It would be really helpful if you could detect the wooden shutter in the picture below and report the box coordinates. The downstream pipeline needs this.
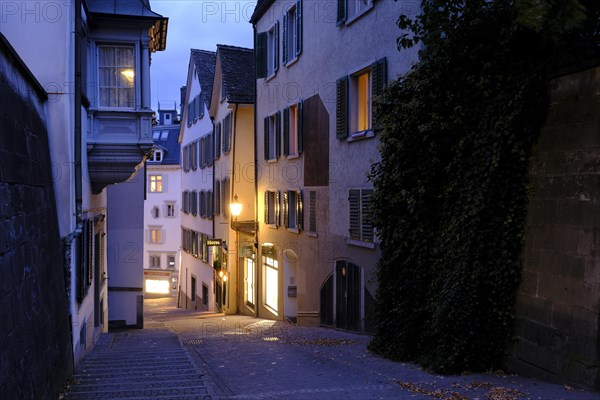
[282,13,288,64]
[348,189,361,240]
[297,100,304,154]
[275,111,281,159]
[297,189,304,231]
[264,117,269,160]
[336,76,349,139]
[256,32,268,78]
[199,137,205,168]
[371,57,387,130]
[336,0,346,25]
[198,94,204,119]
[361,189,374,242]
[275,191,281,227]
[309,190,316,232]
[296,0,302,56]
[283,107,290,156]
[264,191,270,224]
[274,20,280,72]
[283,190,289,228]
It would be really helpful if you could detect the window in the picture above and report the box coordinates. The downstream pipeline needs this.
[182,191,189,214]
[149,227,164,244]
[264,112,281,161]
[309,190,317,233]
[336,58,387,139]
[337,0,373,25]
[191,141,198,170]
[263,246,278,313]
[214,122,222,160]
[191,190,198,216]
[283,101,303,156]
[348,189,374,243]
[167,254,176,269]
[200,190,207,218]
[149,175,163,193]
[206,190,214,219]
[222,113,232,154]
[149,254,161,268]
[257,21,279,78]
[187,94,204,126]
[149,149,163,163]
[215,181,221,215]
[98,45,135,108]
[222,177,231,218]
[183,145,190,172]
[202,283,209,306]
[264,190,281,226]
[283,1,302,65]
[246,258,255,306]
[151,206,160,219]
[191,275,197,302]
[166,203,176,218]
[283,190,303,231]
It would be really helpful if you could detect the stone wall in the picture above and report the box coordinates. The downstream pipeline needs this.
[0,35,73,398]
[510,63,600,389]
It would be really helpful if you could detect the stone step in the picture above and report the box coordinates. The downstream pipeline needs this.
[66,379,206,393]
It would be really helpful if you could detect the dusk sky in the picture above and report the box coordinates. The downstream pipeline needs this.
[150,0,256,112]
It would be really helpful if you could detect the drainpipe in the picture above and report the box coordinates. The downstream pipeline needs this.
[74,0,82,227]
[231,103,239,314]
[252,24,259,318]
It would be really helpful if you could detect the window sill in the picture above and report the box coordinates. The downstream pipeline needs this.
[265,72,277,82]
[307,232,318,238]
[285,56,299,68]
[346,238,375,249]
[345,3,374,26]
[286,153,300,160]
[267,158,278,163]
[286,227,300,234]
[347,129,374,143]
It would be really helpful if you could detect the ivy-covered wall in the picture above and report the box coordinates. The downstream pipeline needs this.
[509,63,600,389]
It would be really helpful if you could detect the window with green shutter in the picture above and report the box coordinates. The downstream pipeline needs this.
[283,0,302,65]
[348,188,374,243]
[336,76,349,139]
[264,112,281,160]
[264,190,281,226]
[283,101,303,156]
[256,32,268,79]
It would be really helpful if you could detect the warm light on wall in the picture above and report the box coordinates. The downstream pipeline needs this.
[146,279,170,294]
[120,69,135,82]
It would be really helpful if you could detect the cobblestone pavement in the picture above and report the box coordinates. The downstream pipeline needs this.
[62,297,599,400]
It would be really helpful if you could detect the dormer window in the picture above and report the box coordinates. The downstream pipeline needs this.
[149,149,163,163]
[98,45,136,108]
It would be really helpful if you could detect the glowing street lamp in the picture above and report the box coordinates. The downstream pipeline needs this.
[230,194,242,220]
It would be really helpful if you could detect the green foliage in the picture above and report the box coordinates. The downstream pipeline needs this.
[369,0,599,373]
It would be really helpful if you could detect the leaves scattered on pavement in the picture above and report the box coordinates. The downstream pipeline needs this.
[396,380,526,400]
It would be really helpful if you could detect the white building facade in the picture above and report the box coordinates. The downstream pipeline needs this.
[144,109,182,297]
[179,49,218,311]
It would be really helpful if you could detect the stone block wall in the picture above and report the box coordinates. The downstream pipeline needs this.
[0,35,73,398]
[510,64,600,389]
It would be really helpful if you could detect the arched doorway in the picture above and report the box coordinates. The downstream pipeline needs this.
[319,260,365,333]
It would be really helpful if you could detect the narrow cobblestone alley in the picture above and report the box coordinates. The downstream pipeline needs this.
[61,298,600,400]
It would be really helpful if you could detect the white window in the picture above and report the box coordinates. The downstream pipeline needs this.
[166,203,176,218]
[348,189,374,243]
[263,249,278,313]
[336,58,387,139]
[266,22,279,77]
[283,1,302,64]
[337,0,373,25]
[149,175,163,193]
[246,258,255,306]
[149,227,164,244]
[149,254,161,268]
[283,102,303,156]
[149,149,163,163]
[167,254,176,269]
[264,112,281,161]
[98,45,135,108]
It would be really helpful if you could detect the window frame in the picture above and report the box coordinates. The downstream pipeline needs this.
[149,174,163,193]
[283,0,302,66]
[264,190,281,227]
[283,101,303,157]
[97,44,137,109]
[264,112,281,161]
[149,254,161,268]
[347,188,375,247]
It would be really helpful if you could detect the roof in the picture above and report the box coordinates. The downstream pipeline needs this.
[249,0,274,24]
[151,125,181,165]
[86,0,168,52]
[190,49,217,107]
[217,44,255,104]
